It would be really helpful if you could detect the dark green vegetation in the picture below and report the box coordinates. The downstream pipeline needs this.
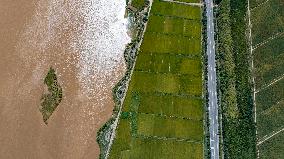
[216,0,256,158]
[249,0,267,9]
[131,0,147,10]
[108,0,204,158]
[250,0,284,158]
[40,67,63,124]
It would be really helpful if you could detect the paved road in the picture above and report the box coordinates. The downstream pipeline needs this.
[204,0,219,159]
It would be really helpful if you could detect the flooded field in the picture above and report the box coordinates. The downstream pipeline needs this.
[0,0,130,158]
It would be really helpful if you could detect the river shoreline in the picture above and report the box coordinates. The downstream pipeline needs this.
[0,0,130,158]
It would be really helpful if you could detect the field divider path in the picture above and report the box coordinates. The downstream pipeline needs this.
[138,112,203,121]
[152,13,200,20]
[257,127,284,146]
[146,31,201,39]
[136,134,203,143]
[161,0,204,6]
[252,32,284,51]
[250,0,271,11]
[248,0,257,128]
[248,1,259,158]
[255,73,284,93]
[205,0,219,158]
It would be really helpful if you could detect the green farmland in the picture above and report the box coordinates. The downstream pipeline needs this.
[131,0,147,10]
[250,0,284,158]
[250,0,284,45]
[108,0,204,158]
[253,34,284,89]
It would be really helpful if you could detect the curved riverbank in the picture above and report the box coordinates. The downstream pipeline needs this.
[0,0,130,158]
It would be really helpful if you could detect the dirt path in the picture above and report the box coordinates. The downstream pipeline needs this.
[0,0,130,159]
[257,127,284,145]
[256,73,284,93]
[247,1,260,158]
[252,32,284,50]
[161,0,204,6]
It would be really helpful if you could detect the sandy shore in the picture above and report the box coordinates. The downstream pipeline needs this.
[0,0,130,158]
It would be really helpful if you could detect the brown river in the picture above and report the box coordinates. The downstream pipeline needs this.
[0,0,130,158]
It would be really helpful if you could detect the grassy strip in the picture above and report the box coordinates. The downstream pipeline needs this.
[216,0,256,158]
[40,67,63,124]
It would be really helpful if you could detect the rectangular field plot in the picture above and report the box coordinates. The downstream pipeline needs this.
[253,34,284,89]
[257,100,284,139]
[151,0,201,19]
[256,78,284,113]
[135,53,202,75]
[251,0,284,45]
[122,91,203,119]
[121,138,203,159]
[137,113,203,141]
[140,32,201,55]
[138,93,203,120]
[258,132,284,159]
[130,71,202,95]
[146,15,201,38]
[109,119,132,159]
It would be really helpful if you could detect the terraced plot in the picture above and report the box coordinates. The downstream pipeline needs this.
[108,1,204,158]
[250,0,284,158]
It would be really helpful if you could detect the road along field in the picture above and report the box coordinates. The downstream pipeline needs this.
[250,0,284,158]
[108,0,205,158]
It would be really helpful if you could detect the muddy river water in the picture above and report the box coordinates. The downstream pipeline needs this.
[0,0,130,158]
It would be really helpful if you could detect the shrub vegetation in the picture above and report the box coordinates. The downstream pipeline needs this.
[216,0,256,158]
[40,67,63,124]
